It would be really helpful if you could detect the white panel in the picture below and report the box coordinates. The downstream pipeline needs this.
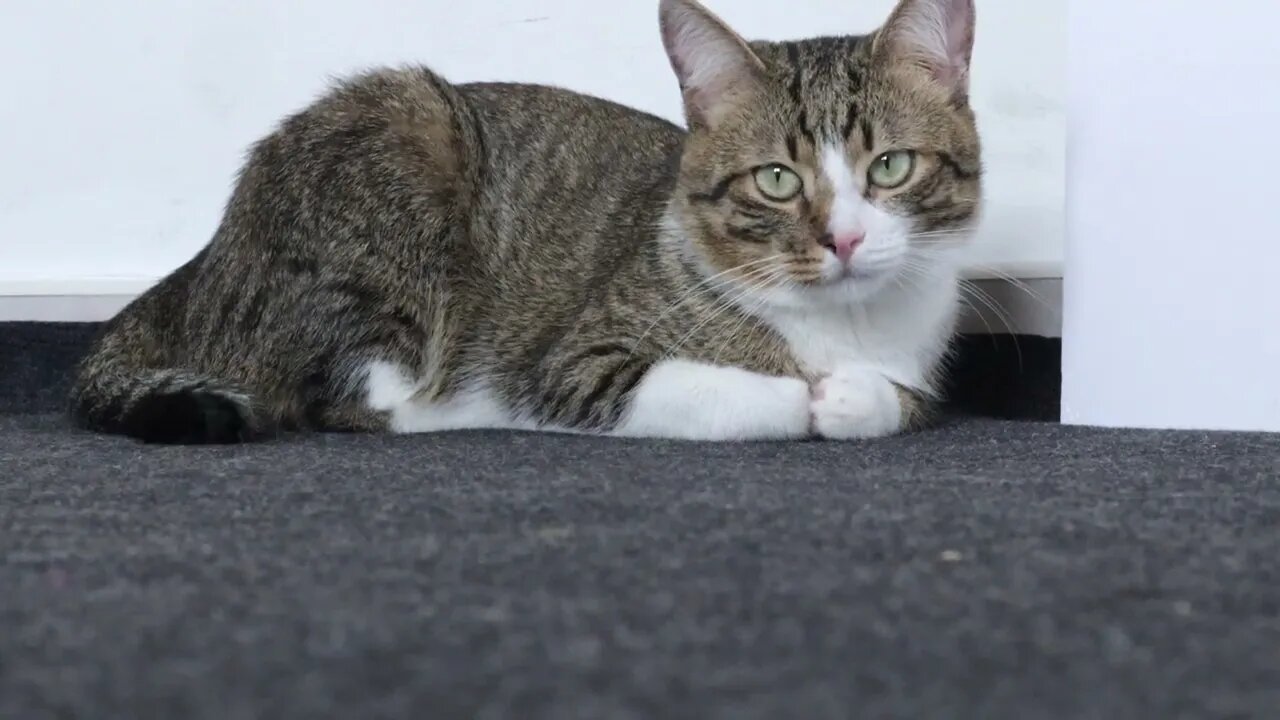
[1063,0,1280,432]
[0,0,1062,289]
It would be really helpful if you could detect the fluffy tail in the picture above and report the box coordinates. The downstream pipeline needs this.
[70,366,264,444]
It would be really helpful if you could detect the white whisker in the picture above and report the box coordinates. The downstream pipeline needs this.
[663,265,788,362]
[710,274,787,365]
[910,246,1055,312]
[957,279,1024,370]
[965,264,1053,308]
[624,254,785,364]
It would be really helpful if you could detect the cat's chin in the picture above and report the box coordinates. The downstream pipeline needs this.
[815,261,900,298]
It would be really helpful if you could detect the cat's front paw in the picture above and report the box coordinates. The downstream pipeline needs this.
[810,364,903,440]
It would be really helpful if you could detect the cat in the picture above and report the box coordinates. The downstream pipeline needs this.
[70,0,981,444]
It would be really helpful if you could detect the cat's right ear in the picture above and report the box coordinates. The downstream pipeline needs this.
[659,0,766,131]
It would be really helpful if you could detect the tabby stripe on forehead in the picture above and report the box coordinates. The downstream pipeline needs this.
[786,44,804,101]
[860,119,876,153]
[785,44,817,147]
[840,66,865,141]
[841,106,858,142]
[797,110,816,148]
[786,135,798,162]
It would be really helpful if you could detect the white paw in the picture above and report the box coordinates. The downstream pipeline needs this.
[810,364,903,440]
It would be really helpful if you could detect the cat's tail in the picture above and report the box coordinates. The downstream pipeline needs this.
[68,262,269,445]
[70,363,265,444]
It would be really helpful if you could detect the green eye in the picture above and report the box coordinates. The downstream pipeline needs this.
[868,150,916,189]
[753,164,803,201]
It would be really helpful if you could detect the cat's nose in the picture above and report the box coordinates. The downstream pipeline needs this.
[818,232,864,264]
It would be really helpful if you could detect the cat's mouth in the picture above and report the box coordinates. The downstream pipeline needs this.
[840,266,882,282]
[817,261,889,286]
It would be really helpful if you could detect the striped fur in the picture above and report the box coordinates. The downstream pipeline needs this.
[71,0,980,443]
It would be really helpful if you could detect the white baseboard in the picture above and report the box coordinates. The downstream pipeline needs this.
[0,278,150,323]
[0,273,1063,337]
[956,277,1062,338]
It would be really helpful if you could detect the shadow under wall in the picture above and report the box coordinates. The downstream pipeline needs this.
[0,323,1061,422]
[943,334,1061,422]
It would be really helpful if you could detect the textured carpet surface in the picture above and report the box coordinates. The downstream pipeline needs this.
[3,412,1280,719]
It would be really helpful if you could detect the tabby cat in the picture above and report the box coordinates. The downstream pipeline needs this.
[71,0,981,443]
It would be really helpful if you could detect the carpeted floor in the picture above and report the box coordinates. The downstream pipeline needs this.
[2,323,1279,719]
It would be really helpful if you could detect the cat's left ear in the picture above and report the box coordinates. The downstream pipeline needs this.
[874,0,976,101]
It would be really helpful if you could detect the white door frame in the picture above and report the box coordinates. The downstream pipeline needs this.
[1062,0,1280,433]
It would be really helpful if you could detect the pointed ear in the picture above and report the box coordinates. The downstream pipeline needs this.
[659,0,766,130]
[874,0,976,100]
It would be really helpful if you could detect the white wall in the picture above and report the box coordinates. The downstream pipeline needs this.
[1063,0,1280,432]
[0,0,1063,294]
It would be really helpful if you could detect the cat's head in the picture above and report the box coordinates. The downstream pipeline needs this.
[662,0,981,306]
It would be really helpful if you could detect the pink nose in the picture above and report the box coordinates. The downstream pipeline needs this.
[820,232,864,263]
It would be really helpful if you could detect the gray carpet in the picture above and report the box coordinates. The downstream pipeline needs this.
[3,324,1280,718]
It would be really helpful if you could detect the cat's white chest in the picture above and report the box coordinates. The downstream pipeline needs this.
[756,279,960,392]
[763,305,880,375]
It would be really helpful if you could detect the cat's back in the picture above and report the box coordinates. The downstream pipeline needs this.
[458,82,686,214]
